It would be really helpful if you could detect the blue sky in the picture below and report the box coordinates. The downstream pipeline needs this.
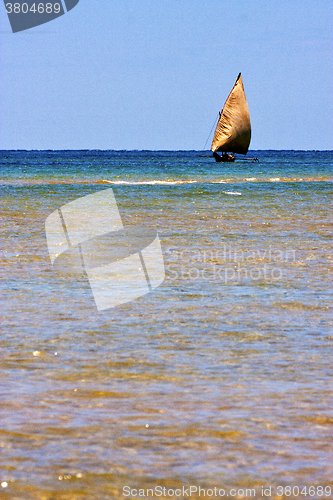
[0,0,332,150]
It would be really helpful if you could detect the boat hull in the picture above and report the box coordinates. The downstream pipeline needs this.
[213,152,235,163]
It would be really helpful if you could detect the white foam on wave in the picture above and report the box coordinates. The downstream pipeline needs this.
[222,191,242,196]
[100,176,332,186]
[104,179,235,186]
[103,179,198,185]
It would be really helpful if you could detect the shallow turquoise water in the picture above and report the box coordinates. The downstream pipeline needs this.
[0,150,332,499]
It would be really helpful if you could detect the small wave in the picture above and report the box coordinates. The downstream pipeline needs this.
[103,179,198,185]
[222,191,242,195]
[1,176,332,186]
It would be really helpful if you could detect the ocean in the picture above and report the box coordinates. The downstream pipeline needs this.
[1,150,332,499]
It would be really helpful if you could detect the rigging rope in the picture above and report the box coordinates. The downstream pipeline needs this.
[202,114,219,151]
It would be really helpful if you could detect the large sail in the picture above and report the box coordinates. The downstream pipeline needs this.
[211,73,251,155]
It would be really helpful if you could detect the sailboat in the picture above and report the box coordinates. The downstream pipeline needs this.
[211,73,251,162]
